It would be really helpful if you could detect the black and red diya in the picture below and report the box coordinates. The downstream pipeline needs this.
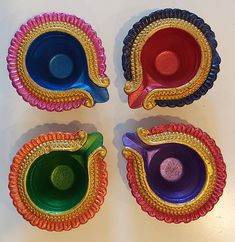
[122,9,221,109]
[122,123,226,223]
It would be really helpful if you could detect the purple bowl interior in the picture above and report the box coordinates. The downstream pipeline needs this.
[123,133,206,204]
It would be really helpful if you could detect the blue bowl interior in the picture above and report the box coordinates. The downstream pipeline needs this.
[25,31,89,91]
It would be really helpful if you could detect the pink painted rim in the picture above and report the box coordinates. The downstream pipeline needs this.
[7,12,108,112]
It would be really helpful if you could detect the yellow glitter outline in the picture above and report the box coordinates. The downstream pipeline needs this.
[17,22,110,106]
[122,128,216,215]
[124,18,212,110]
[17,131,107,221]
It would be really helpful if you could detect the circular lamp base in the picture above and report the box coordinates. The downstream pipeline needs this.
[7,13,110,111]
[9,131,108,231]
[123,8,221,109]
[122,123,226,223]
[160,157,183,182]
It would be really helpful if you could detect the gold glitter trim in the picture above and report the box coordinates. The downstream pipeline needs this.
[124,18,212,110]
[17,22,110,105]
[18,132,107,221]
[122,129,216,215]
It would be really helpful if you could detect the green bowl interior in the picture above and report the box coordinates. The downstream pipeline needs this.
[26,151,88,213]
[25,132,103,214]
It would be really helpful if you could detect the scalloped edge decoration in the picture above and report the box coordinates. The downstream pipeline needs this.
[122,8,221,109]
[9,131,108,231]
[122,123,226,223]
[7,12,110,112]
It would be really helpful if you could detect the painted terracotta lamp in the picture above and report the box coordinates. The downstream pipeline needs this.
[9,130,108,231]
[122,9,221,109]
[7,13,110,111]
[122,123,226,223]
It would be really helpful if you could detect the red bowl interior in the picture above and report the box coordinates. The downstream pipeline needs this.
[141,27,202,89]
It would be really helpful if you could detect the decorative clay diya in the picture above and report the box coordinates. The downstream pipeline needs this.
[7,13,110,111]
[9,130,108,231]
[122,9,221,109]
[122,123,226,223]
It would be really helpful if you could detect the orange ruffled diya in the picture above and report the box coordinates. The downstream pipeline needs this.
[9,131,108,231]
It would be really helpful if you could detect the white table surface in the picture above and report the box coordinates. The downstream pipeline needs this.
[0,0,234,241]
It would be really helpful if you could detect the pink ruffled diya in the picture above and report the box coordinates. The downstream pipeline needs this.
[7,13,109,111]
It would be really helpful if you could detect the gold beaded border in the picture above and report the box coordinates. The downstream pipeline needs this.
[124,18,212,110]
[122,129,216,215]
[17,22,109,105]
[17,131,107,221]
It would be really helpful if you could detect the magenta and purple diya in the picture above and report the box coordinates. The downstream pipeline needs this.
[122,9,221,109]
[9,130,108,231]
[7,13,110,111]
[122,123,226,223]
